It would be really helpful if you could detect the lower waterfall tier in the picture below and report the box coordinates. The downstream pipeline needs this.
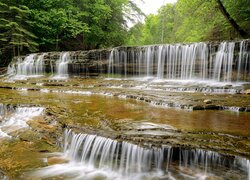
[32,129,250,180]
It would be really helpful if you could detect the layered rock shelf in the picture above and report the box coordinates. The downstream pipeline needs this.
[8,39,250,81]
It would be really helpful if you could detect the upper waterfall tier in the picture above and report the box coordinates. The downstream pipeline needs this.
[7,39,250,82]
[108,40,249,81]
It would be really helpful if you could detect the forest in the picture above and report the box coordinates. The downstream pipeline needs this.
[0,0,249,66]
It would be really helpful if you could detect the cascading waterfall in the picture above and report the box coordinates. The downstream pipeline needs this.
[108,40,249,82]
[0,106,44,138]
[7,53,46,78]
[0,104,15,118]
[53,52,71,79]
[237,40,249,81]
[5,40,249,82]
[213,42,235,81]
[7,52,71,79]
[33,129,250,179]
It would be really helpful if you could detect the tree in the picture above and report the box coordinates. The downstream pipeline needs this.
[127,3,175,45]
[216,0,249,38]
[0,2,38,57]
[127,0,250,45]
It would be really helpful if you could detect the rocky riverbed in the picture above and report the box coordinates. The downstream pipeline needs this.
[0,76,249,178]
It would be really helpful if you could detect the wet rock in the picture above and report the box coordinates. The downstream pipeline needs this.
[224,85,232,89]
[204,105,220,110]
[193,105,205,110]
[139,97,144,100]
[0,169,7,180]
[47,157,69,165]
[238,107,246,112]
[204,99,212,104]
[243,89,250,94]
[245,107,250,112]
[145,99,151,103]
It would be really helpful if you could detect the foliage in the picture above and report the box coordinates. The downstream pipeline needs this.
[0,0,143,66]
[127,0,250,46]
[0,0,249,66]
[0,2,38,58]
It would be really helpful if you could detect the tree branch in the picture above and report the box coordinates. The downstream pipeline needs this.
[216,0,248,38]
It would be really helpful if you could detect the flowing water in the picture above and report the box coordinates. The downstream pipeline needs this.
[0,85,249,179]
[7,51,71,80]
[53,52,71,79]
[7,53,46,80]
[32,129,250,180]
[5,40,249,83]
[1,39,250,179]
[108,40,249,82]
[0,105,44,138]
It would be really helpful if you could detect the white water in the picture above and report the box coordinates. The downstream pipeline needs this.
[33,129,250,180]
[108,40,249,82]
[0,106,44,138]
[6,52,71,80]
[52,52,70,79]
[7,53,46,80]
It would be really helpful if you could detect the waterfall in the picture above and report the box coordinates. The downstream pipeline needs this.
[237,40,249,81]
[212,42,235,82]
[16,54,46,76]
[0,106,44,138]
[53,52,71,79]
[0,104,15,118]
[107,40,249,82]
[5,40,249,82]
[33,129,250,179]
[7,53,46,79]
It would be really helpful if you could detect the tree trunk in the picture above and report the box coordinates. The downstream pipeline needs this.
[13,46,15,57]
[17,45,20,56]
[216,0,248,38]
[56,34,59,51]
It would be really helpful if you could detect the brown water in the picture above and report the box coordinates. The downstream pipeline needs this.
[1,88,249,136]
[0,85,250,179]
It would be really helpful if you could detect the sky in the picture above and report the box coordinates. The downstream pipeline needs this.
[127,0,177,27]
[136,0,177,15]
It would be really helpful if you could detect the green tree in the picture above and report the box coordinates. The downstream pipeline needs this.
[0,2,38,57]
[127,3,175,45]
